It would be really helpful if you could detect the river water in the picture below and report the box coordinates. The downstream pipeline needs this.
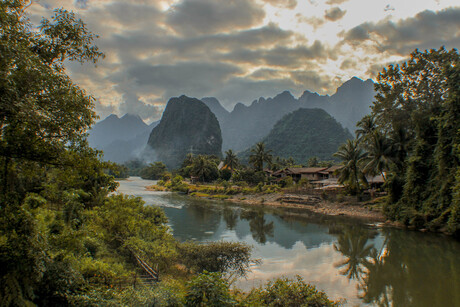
[116,177,460,306]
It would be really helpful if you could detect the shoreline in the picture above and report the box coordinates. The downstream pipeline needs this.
[146,184,386,222]
[224,193,386,222]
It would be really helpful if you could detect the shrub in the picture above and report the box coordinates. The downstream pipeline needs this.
[185,271,236,307]
[279,177,293,188]
[244,276,341,307]
[178,241,254,278]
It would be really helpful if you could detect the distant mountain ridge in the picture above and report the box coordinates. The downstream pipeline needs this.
[88,114,158,163]
[202,77,374,152]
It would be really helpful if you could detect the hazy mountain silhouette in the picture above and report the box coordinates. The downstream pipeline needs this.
[204,77,374,152]
[147,95,222,169]
[88,114,158,163]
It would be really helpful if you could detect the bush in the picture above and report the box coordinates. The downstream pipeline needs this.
[238,169,266,185]
[178,241,254,278]
[244,276,341,307]
[139,162,168,180]
[279,176,293,188]
[185,271,235,307]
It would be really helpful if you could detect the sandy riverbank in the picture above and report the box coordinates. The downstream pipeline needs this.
[146,183,386,222]
[224,192,386,222]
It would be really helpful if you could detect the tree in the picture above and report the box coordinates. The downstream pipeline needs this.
[224,149,239,171]
[307,156,319,167]
[334,139,367,194]
[355,115,376,141]
[0,2,104,196]
[139,162,168,180]
[370,47,460,233]
[249,142,272,172]
[361,131,393,180]
[191,155,219,182]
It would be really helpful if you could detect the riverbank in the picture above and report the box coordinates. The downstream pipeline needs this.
[146,182,386,222]
[226,193,386,222]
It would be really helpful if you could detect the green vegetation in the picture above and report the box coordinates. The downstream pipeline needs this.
[249,142,273,171]
[335,47,460,236]
[0,3,340,305]
[140,162,168,180]
[245,276,340,306]
[241,108,352,164]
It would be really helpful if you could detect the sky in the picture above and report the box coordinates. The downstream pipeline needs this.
[28,0,460,122]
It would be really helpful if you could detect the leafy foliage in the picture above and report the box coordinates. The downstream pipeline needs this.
[139,162,168,180]
[185,271,236,307]
[244,276,340,307]
[178,241,255,278]
[249,142,273,171]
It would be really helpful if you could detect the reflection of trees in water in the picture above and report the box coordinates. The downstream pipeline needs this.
[333,225,375,282]
[333,226,460,307]
[241,209,274,244]
[360,230,460,307]
[223,207,239,230]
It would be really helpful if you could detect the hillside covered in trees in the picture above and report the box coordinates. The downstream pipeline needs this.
[239,108,352,164]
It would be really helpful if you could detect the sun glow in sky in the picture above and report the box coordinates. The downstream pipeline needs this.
[29,0,460,122]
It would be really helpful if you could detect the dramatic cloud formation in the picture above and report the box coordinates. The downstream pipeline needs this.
[340,7,460,55]
[325,7,346,21]
[166,0,265,36]
[28,0,460,121]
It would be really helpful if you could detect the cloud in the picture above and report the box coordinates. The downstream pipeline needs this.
[325,7,346,21]
[118,93,162,121]
[220,40,335,67]
[117,61,242,102]
[166,0,265,36]
[297,14,325,30]
[262,0,297,9]
[325,0,349,5]
[340,8,460,55]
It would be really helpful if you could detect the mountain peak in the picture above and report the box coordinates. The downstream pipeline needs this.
[274,90,295,100]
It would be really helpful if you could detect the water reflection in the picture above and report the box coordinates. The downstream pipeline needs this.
[223,207,239,230]
[116,178,460,306]
[333,225,376,282]
[241,209,274,244]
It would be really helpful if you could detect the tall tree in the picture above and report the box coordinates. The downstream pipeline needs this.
[361,131,393,180]
[249,142,272,172]
[334,139,367,194]
[224,149,239,171]
[370,47,460,234]
[355,115,377,141]
[0,1,104,198]
[192,155,219,182]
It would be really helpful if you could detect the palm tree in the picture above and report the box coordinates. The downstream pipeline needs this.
[249,142,272,172]
[224,149,239,171]
[356,114,376,141]
[362,131,393,181]
[192,155,217,182]
[334,139,367,194]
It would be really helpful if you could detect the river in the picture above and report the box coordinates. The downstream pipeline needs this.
[116,177,460,306]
